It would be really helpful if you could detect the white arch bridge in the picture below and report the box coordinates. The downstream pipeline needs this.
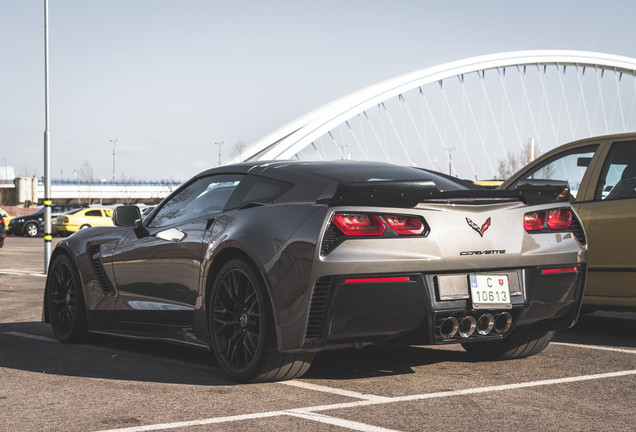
[231,50,636,180]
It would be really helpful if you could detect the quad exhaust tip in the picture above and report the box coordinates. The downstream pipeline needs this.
[458,316,477,338]
[476,313,495,335]
[494,312,512,334]
[438,317,459,339]
[438,312,512,339]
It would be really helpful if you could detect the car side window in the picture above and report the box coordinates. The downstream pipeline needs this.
[85,210,102,217]
[594,141,636,201]
[510,145,598,199]
[225,175,293,210]
[149,174,243,228]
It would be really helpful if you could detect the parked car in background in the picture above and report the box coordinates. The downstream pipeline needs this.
[53,207,114,236]
[501,132,636,311]
[8,204,82,237]
[0,207,13,228]
[0,212,5,247]
[44,161,587,383]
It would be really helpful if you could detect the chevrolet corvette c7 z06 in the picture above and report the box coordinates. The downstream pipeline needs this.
[44,161,587,382]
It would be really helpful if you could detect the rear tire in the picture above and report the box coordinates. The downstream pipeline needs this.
[209,258,313,382]
[25,222,39,237]
[462,328,554,360]
[79,224,91,230]
[46,254,89,343]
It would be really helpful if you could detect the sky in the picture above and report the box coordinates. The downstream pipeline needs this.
[1,0,636,181]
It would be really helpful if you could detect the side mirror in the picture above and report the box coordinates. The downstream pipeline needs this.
[113,206,141,227]
[113,205,150,238]
[577,157,592,167]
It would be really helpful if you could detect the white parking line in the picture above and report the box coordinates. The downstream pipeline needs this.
[284,411,400,432]
[552,341,636,354]
[93,369,636,432]
[281,380,390,401]
[0,269,46,277]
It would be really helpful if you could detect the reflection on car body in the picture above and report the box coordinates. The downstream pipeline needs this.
[44,161,587,382]
[502,132,636,310]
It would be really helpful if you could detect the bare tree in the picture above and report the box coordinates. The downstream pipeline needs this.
[497,140,539,180]
[231,141,246,161]
[79,160,95,204]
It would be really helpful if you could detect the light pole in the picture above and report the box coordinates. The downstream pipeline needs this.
[214,141,224,166]
[445,147,456,176]
[44,0,52,272]
[109,138,119,180]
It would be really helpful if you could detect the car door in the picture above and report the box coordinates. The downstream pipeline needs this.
[574,139,636,306]
[111,174,243,327]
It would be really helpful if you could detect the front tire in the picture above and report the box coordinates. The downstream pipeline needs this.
[46,254,88,343]
[209,259,313,382]
[24,222,39,237]
[462,328,554,360]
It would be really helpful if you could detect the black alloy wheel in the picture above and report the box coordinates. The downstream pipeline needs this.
[211,260,263,379]
[46,255,88,343]
[209,259,315,383]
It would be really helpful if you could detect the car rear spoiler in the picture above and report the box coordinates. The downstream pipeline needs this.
[318,180,571,207]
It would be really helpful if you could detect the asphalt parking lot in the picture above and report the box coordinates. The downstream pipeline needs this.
[1,236,635,432]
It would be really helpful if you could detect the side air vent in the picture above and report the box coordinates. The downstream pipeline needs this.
[569,214,586,246]
[87,244,115,296]
[305,277,334,341]
[320,224,344,256]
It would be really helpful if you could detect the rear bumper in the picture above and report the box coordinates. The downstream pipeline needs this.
[300,265,586,350]
[55,224,79,234]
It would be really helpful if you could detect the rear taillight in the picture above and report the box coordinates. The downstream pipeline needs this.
[332,213,385,236]
[382,215,424,235]
[62,217,69,223]
[524,208,573,232]
[547,208,572,230]
[523,211,546,231]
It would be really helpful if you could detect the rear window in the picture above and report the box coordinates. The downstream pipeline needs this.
[304,164,471,191]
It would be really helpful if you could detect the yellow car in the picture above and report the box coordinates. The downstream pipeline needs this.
[54,207,114,235]
[501,133,636,311]
[0,207,13,227]
[474,179,504,189]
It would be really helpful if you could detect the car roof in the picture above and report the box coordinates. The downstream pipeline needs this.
[195,160,470,187]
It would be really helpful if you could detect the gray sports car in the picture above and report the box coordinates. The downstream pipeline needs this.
[44,161,587,382]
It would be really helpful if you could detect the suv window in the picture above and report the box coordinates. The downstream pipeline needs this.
[595,141,636,200]
[149,175,243,228]
[510,145,598,198]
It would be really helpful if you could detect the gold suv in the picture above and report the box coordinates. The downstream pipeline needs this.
[502,133,636,310]
[54,207,114,235]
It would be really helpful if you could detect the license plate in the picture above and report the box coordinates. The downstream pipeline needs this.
[469,274,511,309]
